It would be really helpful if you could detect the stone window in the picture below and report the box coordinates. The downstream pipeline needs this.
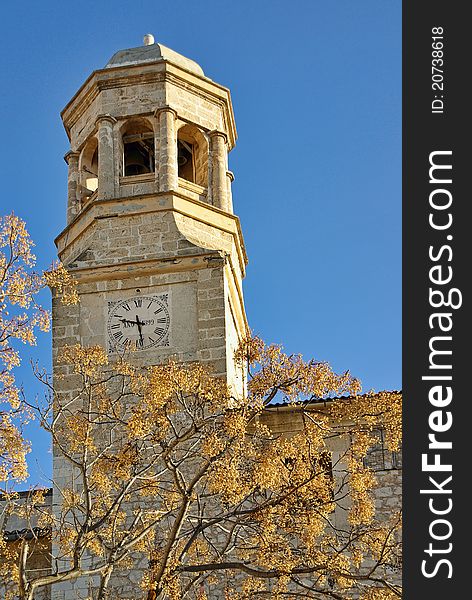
[121,119,155,177]
[363,429,403,471]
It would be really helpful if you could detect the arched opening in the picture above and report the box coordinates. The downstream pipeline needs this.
[177,139,195,182]
[121,119,155,177]
[177,124,208,188]
[79,137,99,198]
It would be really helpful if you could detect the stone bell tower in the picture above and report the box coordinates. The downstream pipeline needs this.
[53,36,248,403]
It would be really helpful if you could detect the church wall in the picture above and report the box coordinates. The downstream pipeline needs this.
[259,406,402,592]
[61,210,199,269]
[67,78,166,151]
[167,81,226,133]
[99,81,164,120]
[224,274,246,397]
[52,267,229,373]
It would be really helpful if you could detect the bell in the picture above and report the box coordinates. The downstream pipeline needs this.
[124,142,151,176]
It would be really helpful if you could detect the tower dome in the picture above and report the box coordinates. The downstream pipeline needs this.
[105,38,205,77]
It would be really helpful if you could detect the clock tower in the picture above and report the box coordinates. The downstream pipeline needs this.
[52,36,248,490]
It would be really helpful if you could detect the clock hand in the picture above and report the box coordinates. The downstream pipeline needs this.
[135,315,144,344]
[119,318,136,326]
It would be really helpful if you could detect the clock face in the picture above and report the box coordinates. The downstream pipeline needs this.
[107,294,170,352]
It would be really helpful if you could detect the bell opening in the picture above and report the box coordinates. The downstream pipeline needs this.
[177,139,195,182]
[123,133,155,177]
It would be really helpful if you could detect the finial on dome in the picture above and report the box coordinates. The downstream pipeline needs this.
[143,34,155,46]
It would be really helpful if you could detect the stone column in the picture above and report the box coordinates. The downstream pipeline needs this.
[64,151,80,224]
[152,114,160,188]
[209,130,228,210]
[96,115,116,200]
[225,170,234,214]
[156,106,178,192]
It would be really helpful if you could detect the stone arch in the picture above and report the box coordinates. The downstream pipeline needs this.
[120,117,155,177]
[177,123,208,188]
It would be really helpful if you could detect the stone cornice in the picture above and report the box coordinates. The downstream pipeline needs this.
[55,191,248,275]
[60,249,249,338]
[66,252,219,282]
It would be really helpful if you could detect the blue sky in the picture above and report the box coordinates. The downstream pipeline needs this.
[0,0,401,485]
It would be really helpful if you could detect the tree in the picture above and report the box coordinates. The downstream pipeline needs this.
[1,213,78,591]
[1,334,402,600]
[1,214,78,485]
